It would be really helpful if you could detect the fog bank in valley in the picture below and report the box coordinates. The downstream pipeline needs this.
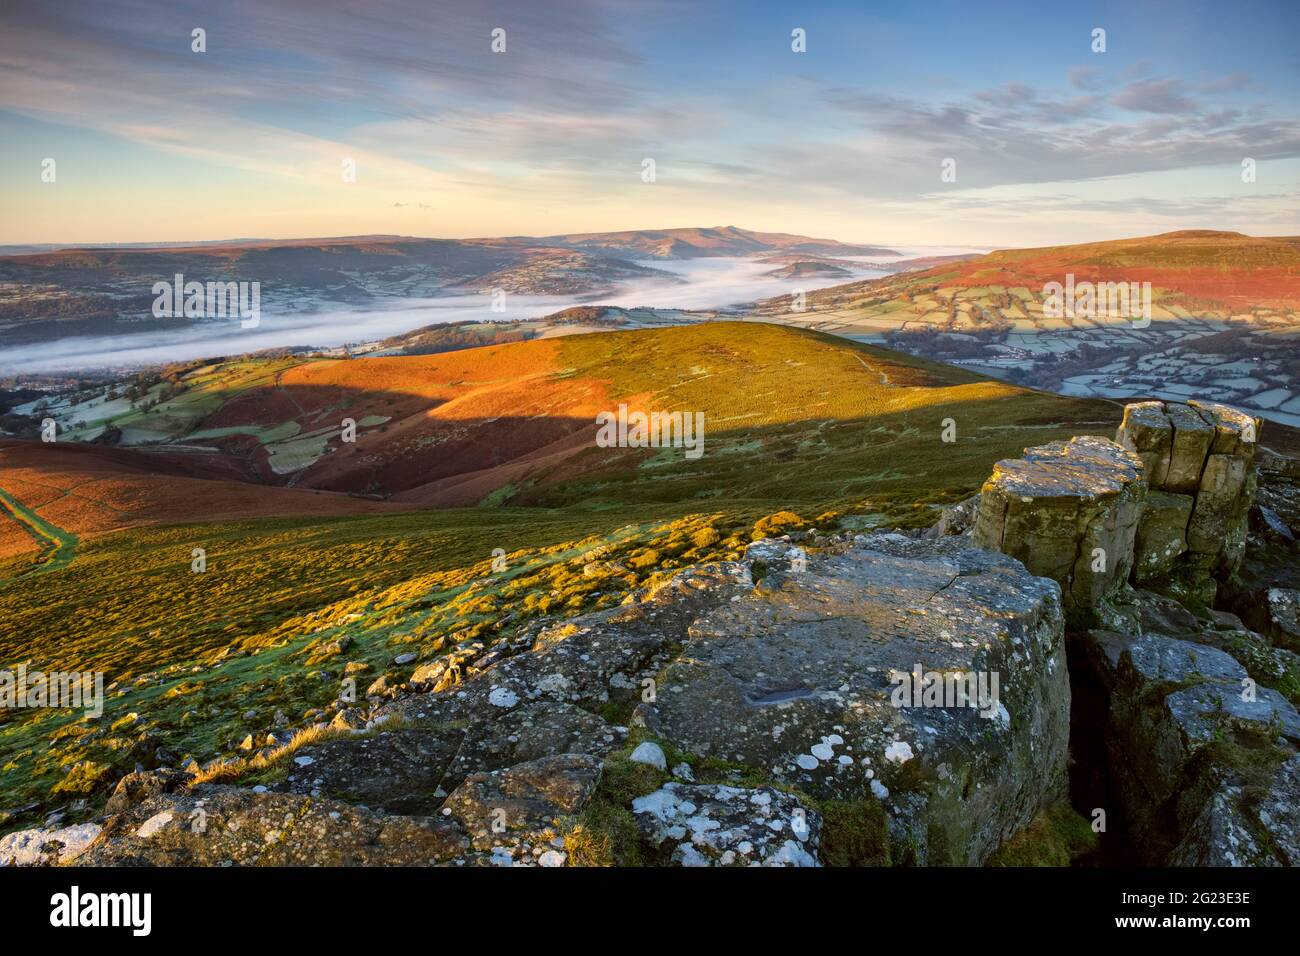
[1,248,979,374]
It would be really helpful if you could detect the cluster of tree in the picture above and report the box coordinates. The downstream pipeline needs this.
[384,321,536,356]
[883,324,1008,360]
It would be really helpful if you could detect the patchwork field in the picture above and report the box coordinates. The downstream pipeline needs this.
[743,231,1300,427]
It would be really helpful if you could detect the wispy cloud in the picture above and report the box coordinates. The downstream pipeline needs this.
[0,0,1296,245]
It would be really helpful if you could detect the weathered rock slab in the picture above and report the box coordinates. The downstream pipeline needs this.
[637,535,1069,865]
[78,786,469,866]
[277,728,463,814]
[440,754,601,859]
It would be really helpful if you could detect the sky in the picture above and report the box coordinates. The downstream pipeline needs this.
[1,0,1298,248]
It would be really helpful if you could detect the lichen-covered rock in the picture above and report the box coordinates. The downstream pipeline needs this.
[637,534,1069,865]
[970,436,1145,607]
[378,562,754,730]
[1253,755,1300,865]
[104,768,192,817]
[1133,491,1193,583]
[1187,454,1249,556]
[440,702,625,790]
[1166,784,1277,867]
[922,495,979,539]
[277,728,463,814]
[439,754,601,860]
[78,786,469,866]
[632,784,821,866]
[0,822,101,866]
[1116,400,1261,588]
[1262,588,1300,652]
[1115,400,1175,486]
[1080,627,1300,864]
[1163,403,1217,493]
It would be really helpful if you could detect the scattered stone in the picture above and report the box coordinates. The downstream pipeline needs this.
[79,786,468,866]
[0,823,102,866]
[629,742,667,771]
[632,784,820,866]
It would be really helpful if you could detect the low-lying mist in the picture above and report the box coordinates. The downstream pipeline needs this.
[0,249,973,374]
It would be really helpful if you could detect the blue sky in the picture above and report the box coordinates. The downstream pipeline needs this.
[1,0,1297,246]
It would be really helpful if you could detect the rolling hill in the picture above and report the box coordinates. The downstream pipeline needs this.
[746,231,1300,426]
[3,324,1119,512]
[0,322,1123,823]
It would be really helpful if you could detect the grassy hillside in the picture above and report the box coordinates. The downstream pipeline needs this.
[10,323,1119,508]
[742,233,1300,426]
[0,323,1119,827]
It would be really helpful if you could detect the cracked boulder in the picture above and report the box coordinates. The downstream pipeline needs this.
[970,436,1145,608]
[1080,628,1300,864]
[636,535,1069,865]
[274,728,463,814]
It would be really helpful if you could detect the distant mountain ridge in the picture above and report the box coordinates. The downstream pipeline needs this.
[0,227,896,349]
[512,225,899,260]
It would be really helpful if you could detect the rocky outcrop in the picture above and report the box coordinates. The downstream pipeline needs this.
[637,535,1070,865]
[968,401,1263,612]
[27,399,1296,869]
[1116,400,1262,599]
[961,400,1300,865]
[1080,619,1300,865]
[970,436,1145,609]
[60,531,1069,867]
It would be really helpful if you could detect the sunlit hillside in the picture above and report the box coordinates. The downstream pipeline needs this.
[0,323,1119,823]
